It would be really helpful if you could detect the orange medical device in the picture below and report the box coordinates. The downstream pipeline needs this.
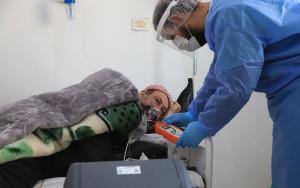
[154,122,183,144]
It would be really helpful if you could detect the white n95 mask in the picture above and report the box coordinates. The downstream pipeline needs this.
[172,35,201,52]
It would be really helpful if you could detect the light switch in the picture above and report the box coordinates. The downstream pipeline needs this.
[131,17,150,31]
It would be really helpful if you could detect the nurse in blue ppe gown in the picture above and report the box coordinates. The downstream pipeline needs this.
[152,0,300,188]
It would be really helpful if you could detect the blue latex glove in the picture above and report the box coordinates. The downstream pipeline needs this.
[163,112,196,128]
[176,121,207,148]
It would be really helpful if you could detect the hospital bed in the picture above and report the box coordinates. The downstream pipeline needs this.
[33,137,213,188]
[33,79,214,188]
[33,136,213,188]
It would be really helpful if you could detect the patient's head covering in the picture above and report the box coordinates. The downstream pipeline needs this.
[144,84,173,107]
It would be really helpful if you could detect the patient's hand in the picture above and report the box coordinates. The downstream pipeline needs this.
[163,101,181,119]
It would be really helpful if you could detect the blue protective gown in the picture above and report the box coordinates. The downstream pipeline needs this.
[188,0,300,187]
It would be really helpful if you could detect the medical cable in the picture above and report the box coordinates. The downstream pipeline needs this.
[123,119,154,161]
[76,1,96,73]
[123,123,140,161]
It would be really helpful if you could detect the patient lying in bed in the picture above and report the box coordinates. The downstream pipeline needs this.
[0,84,181,165]
[0,69,184,188]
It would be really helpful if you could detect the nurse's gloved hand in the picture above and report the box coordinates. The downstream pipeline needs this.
[176,121,207,148]
[163,112,196,128]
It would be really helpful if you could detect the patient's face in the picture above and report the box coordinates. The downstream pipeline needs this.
[139,89,170,120]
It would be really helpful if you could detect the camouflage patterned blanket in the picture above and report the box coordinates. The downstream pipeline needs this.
[0,102,142,165]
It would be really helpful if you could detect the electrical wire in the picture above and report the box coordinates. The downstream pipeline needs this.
[123,127,138,161]
[123,119,155,161]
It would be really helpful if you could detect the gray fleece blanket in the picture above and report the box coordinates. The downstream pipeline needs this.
[0,68,139,148]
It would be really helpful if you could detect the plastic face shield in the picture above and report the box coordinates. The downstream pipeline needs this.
[156,0,195,57]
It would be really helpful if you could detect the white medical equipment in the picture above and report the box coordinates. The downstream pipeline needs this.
[139,134,213,188]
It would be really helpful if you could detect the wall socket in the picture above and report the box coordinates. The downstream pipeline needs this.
[131,17,151,31]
